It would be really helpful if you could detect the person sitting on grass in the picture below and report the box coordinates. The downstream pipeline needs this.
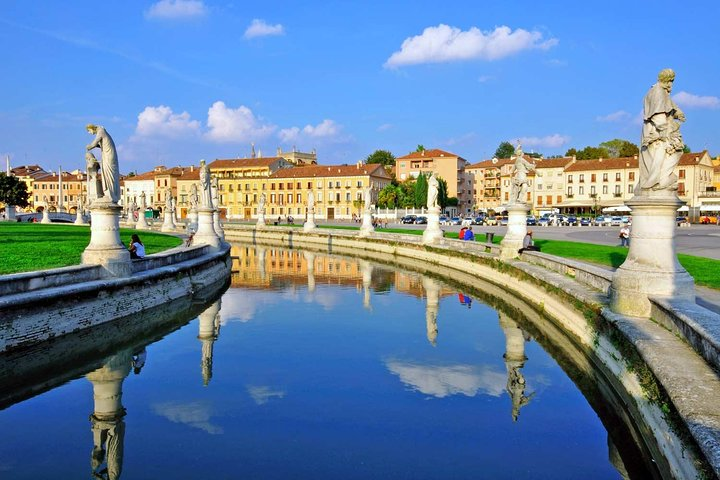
[128,233,146,259]
[463,226,475,241]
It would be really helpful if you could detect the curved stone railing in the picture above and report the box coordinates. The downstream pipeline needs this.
[223,224,720,478]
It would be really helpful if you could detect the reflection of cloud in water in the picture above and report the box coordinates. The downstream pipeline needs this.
[386,360,506,398]
[152,401,223,434]
[247,385,286,405]
[220,286,342,324]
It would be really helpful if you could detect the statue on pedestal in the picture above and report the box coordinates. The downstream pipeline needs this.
[427,173,439,209]
[189,185,198,210]
[637,68,685,193]
[85,152,103,203]
[364,186,373,211]
[139,191,146,210]
[165,187,173,213]
[199,160,213,209]
[86,125,120,204]
[258,193,266,214]
[509,144,535,204]
[307,191,315,213]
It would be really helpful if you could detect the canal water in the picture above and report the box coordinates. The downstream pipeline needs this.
[0,243,654,479]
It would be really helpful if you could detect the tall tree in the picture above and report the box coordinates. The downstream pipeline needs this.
[398,179,416,207]
[377,184,399,208]
[565,147,578,157]
[599,139,639,158]
[415,145,426,152]
[414,173,428,208]
[494,141,515,159]
[366,149,396,167]
[437,177,448,209]
[0,173,29,208]
[573,146,611,160]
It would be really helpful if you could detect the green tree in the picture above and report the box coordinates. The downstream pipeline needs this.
[446,197,459,207]
[494,141,515,159]
[0,173,29,208]
[683,145,691,154]
[565,147,578,157]
[415,145,426,152]
[377,184,400,208]
[398,179,416,207]
[599,139,639,158]
[366,149,396,167]
[414,173,428,208]
[437,177,448,209]
[574,146,610,160]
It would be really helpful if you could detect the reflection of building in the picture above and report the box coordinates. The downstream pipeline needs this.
[198,300,222,386]
[86,350,132,480]
[498,312,533,422]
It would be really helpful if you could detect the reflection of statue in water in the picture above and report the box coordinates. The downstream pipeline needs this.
[198,300,222,386]
[422,277,440,346]
[637,69,685,193]
[427,173,439,209]
[509,144,536,205]
[86,350,132,480]
[199,160,213,209]
[86,125,120,204]
[499,312,535,421]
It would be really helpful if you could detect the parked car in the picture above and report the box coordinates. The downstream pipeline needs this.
[610,216,623,226]
[676,216,689,226]
[621,215,631,225]
[499,216,509,226]
[439,215,450,225]
[594,216,608,226]
[401,215,417,224]
[415,216,428,224]
[450,217,462,225]
[537,216,550,227]
[579,217,591,226]
[484,216,498,226]
[472,216,485,225]
[526,216,537,226]
[564,215,578,226]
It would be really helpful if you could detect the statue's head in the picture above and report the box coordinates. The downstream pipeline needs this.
[658,69,675,91]
[86,124,98,134]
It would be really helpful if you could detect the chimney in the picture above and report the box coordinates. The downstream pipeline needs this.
[633,155,638,160]
[421,150,425,157]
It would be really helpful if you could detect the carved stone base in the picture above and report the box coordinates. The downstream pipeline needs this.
[609,196,695,317]
[161,211,177,232]
[74,211,86,225]
[193,208,221,249]
[213,210,225,240]
[422,207,443,244]
[187,209,199,233]
[500,203,529,259]
[136,212,150,230]
[256,212,266,228]
[82,202,131,277]
[303,213,316,232]
[41,209,51,224]
[359,210,374,238]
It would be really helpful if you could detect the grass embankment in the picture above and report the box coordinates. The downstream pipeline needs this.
[0,223,183,275]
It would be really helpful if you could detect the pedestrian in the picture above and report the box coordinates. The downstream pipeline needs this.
[128,233,146,259]
[619,225,630,247]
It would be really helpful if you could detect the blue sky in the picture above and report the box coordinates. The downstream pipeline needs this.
[1,0,718,174]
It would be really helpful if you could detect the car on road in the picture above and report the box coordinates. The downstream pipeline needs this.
[472,216,485,225]
[401,215,417,224]
[450,217,462,225]
[564,215,578,226]
[610,216,623,226]
[484,216,498,226]
[676,216,689,226]
[439,215,450,225]
[499,216,509,226]
[579,217,591,226]
[594,216,611,226]
[461,218,473,226]
[621,215,631,225]
[526,216,537,226]
[415,216,428,224]
[537,216,550,227]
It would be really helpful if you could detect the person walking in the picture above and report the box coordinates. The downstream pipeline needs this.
[619,225,630,247]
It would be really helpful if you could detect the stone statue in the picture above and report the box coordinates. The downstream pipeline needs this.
[86,124,120,203]
[307,191,315,213]
[43,194,48,203]
[510,144,535,204]
[189,184,199,209]
[85,152,103,203]
[211,177,219,206]
[426,173,439,209]
[258,192,266,214]
[364,186,372,211]
[199,159,213,208]
[165,186,173,212]
[637,69,686,193]
[139,191,146,209]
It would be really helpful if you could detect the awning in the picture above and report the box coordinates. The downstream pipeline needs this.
[677,205,689,212]
[700,205,720,212]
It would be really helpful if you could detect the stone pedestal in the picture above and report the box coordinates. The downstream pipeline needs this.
[161,209,176,232]
[500,203,530,259]
[303,210,316,232]
[609,196,695,317]
[41,209,51,224]
[74,208,86,225]
[422,206,443,244]
[135,210,150,230]
[359,209,374,238]
[213,210,225,241]
[193,207,221,249]
[187,209,199,233]
[82,201,131,277]
[256,212,266,228]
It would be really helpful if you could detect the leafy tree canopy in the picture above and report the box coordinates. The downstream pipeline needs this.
[415,145,426,152]
[437,177,448,209]
[414,173,428,208]
[566,146,610,160]
[366,149,396,167]
[494,141,515,159]
[599,139,639,158]
[0,173,29,208]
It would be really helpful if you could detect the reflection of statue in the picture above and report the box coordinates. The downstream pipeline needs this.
[637,69,685,193]
[189,184,199,210]
[198,301,222,386]
[199,160,213,209]
[258,193,266,214]
[86,124,120,203]
[427,173,439,209]
[422,277,440,346]
[510,144,535,204]
[499,312,535,422]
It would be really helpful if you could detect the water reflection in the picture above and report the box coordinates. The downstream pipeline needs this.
[499,312,535,422]
[198,300,222,386]
[422,277,440,346]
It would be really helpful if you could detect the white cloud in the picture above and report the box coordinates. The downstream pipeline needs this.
[385,24,557,68]
[135,105,201,137]
[145,0,207,20]
[247,385,286,405]
[206,101,276,143]
[244,19,285,39]
[477,75,493,83]
[278,119,342,142]
[673,91,720,109]
[386,360,506,398]
[152,401,223,434]
[596,110,631,122]
[517,134,570,149]
[377,123,393,132]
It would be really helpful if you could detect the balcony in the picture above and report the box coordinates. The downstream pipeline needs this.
[566,194,574,199]
[699,191,720,198]
[614,193,622,198]
[590,193,597,198]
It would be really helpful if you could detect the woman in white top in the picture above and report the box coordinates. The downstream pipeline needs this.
[129,234,146,259]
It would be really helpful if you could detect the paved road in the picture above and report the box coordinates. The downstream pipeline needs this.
[365,222,720,260]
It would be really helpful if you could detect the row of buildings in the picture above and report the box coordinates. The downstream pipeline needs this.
[7,146,720,219]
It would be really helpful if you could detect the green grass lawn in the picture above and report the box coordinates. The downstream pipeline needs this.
[0,223,183,275]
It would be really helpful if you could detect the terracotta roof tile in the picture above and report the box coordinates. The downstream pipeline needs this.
[123,170,157,182]
[10,165,47,178]
[678,150,709,166]
[466,157,518,169]
[534,157,575,169]
[154,166,196,176]
[565,156,638,172]
[397,149,464,161]
[269,164,391,179]
[209,157,284,169]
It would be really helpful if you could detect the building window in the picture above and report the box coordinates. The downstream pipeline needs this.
[346,192,351,201]
[317,192,323,202]
[579,174,584,183]
[615,186,621,194]
[287,193,292,203]
[567,175,573,184]
[557,195,562,204]
[537,196,543,205]
[615,172,621,181]
[679,169,686,179]
[602,185,608,194]
[357,181,362,187]
[678,182,685,195]
[629,172,635,181]
[546,195,552,205]
[603,173,608,182]
[567,187,573,196]
[297,193,301,203]
[317,180,322,188]
[590,186,596,195]
[591,174,596,182]
[579,186,584,195]
[628,185,633,193]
